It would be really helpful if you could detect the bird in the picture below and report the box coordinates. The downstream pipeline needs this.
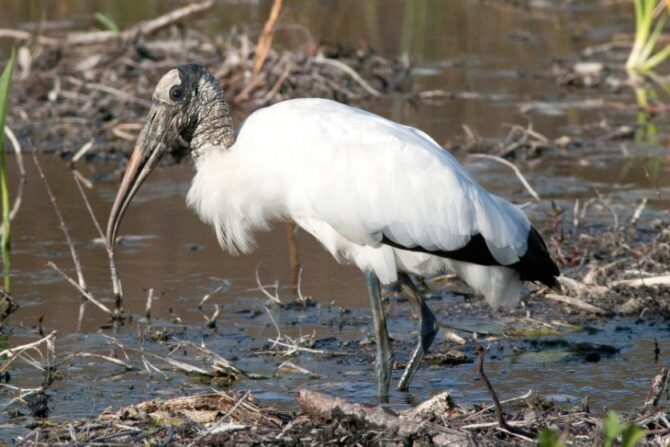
[107,63,560,399]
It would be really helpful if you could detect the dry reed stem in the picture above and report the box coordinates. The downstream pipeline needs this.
[630,197,648,227]
[63,352,135,371]
[32,150,87,291]
[252,0,283,80]
[0,330,56,372]
[0,384,45,413]
[47,261,112,315]
[255,266,282,304]
[275,360,319,378]
[70,139,94,165]
[176,340,245,377]
[4,126,26,222]
[72,173,124,318]
[145,288,154,320]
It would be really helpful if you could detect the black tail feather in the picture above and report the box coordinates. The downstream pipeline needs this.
[515,226,560,290]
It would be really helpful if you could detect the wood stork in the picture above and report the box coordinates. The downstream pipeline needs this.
[107,64,560,399]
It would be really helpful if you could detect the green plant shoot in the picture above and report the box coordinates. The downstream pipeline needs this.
[604,411,646,447]
[538,428,565,447]
[627,0,670,73]
[95,12,120,33]
[0,50,16,291]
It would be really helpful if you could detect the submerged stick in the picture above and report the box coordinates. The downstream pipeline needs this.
[477,346,507,429]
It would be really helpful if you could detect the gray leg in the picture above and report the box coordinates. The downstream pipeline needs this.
[397,272,439,392]
[365,271,392,401]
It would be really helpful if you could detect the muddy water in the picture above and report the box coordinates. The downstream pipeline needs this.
[1,0,670,438]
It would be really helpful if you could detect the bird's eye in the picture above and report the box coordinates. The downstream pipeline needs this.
[169,86,183,101]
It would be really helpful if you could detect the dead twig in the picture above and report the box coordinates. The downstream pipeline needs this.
[543,293,610,316]
[611,274,670,287]
[65,1,214,45]
[468,153,541,201]
[630,198,648,227]
[63,352,135,371]
[70,139,94,166]
[255,267,282,304]
[0,330,56,374]
[644,368,669,410]
[190,391,252,445]
[48,261,112,315]
[0,287,18,321]
[314,55,381,97]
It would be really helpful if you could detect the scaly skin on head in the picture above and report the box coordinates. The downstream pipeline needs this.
[185,67,236,156]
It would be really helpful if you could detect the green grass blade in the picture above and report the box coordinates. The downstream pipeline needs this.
[642,41,670,70]
[95,12,120,33]
[628,0,651,69]
[0,50,16,291]
[638,13,666,65]
[621,424,646,447]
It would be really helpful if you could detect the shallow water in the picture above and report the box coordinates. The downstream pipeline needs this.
[1,0,670,441]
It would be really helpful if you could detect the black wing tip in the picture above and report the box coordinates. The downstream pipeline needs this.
[381,226,561,290]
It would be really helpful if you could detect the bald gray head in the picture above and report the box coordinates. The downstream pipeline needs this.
[153,64,236,153]
[106,64,235,247]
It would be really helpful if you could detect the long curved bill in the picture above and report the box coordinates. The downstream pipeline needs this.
[106,107,175,248]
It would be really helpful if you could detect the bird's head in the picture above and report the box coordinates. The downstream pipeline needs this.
[106,64,235,248]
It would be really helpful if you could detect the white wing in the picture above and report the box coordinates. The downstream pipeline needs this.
[239,98,531,265]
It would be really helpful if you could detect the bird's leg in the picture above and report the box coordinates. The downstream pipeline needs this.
[397,272,439,392]
[365,271,392,401]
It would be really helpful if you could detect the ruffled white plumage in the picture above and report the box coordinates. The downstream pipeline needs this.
[187,98,531,308]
